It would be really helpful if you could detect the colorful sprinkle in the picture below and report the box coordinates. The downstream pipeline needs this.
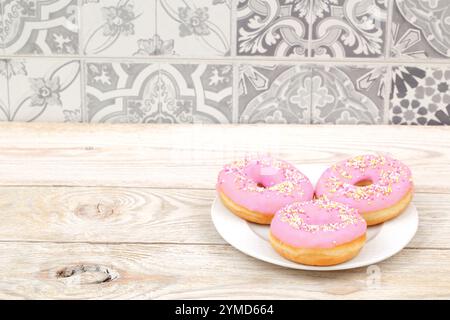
[325,155,411,202]
[279,197,364,233]
[222,156,308,197]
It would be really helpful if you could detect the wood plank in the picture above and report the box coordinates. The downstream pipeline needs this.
[0,123,449,193]
[0,186,447,249]
[0,242,449,299]
[409,192,450,249]
[0,186,221,244]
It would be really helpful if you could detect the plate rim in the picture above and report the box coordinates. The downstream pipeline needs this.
[211,198,419,271]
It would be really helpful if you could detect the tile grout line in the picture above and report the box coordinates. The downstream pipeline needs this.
[309,65,314,124]
[308,0,315,123]
[382,0,395,124]
[232,63,239,123]
[80,60,87,123]
[5,58,11,121]
[78,0,87,123]
[384,0,394,60]
[307,0,314,58]
[384,65,393,124]
[231,0,238,123]
[155,0,159,41]
[231,0,237,58]
[2,53,449,66]
[78,0,84,57]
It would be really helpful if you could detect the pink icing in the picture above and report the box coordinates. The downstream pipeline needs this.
[270,198,367,248]
[217,156,314,215]
[315,155,413,212]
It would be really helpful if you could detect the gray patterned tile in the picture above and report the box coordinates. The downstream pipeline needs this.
[85,61,158,123]
[390,0,450,59]
[6,58,82,122]
[237,0,309,57]
[0,60,9,121]
[81,0,157,57]
[310,0,387,58]
[1,0,79,55]
[390,66,450,125]
[311,65,386,124]
[84,62,232,123]
[156,0,231,56]
[145,63,233,123]
[238,64,312,123]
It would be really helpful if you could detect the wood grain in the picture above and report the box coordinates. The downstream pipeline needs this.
[0,122,448,299]
[0,242,449,299]
[0,186,447,249]
[0,186,220,244]
[0,123,449,193]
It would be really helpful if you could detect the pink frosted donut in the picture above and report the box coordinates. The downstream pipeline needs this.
[217,156,314,224]
[315,154,414,226]
[269,198,367,266]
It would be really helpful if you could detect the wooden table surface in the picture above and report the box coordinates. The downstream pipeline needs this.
[0,123,449,299]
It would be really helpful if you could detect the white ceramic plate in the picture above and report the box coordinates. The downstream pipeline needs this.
[211,164,419,271]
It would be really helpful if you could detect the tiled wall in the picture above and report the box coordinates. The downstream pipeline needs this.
[0,0,449,124]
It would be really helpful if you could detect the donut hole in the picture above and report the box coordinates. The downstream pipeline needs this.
[354,178,374,187]
[256,182,267,189]
[245,165,284,189]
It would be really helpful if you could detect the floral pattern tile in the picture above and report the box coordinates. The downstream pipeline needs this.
[85,61,158,123]
[85,62,233,123]
[1,0,450,126]
[1,0,79,55]
[81,0,157,57]
[310,0,387,58]
[238,64,312,123]
[156,64,233,123]
[390,66,450,125]
[390,0,450,59]
[237,0,309,57]
[156,0,231,56]
[311,65,386,124]
[5,58,82,122]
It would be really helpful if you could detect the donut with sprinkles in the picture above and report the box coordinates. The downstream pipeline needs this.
[315,154,414,226]
[270,198,367,266]
[217,156,314,224]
